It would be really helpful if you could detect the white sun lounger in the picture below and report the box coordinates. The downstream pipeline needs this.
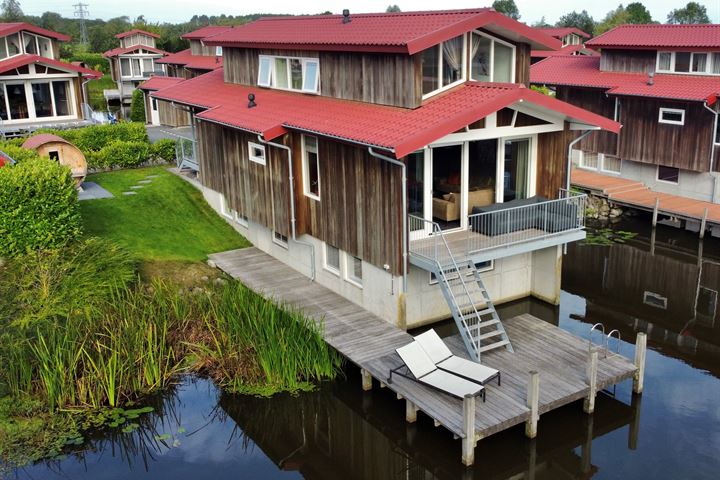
[388,342,485,401]
[414,329,501,386]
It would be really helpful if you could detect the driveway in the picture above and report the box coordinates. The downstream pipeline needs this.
[146,125,193,143]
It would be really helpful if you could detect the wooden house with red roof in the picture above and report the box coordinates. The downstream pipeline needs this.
[0,22,102,136]
[102,29,168,117]
[152,8,620,358]
[532,24,720,206]
[530,27,597,64]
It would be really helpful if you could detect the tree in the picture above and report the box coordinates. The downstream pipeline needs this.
[532,16,553,28]
[556,10,595,36]
[626,2,653,23]
[492,0,520,20]
[667,2,710,24]
[1,0,23,22]
[129,89,146,123]
[596,5,630,35]
[386,5,401,13]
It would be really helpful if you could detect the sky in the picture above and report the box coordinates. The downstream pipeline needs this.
[21,0,720,25]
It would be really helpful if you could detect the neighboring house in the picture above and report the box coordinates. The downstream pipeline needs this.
[157,25,229,79]
[102,29,169,117]
[531,27,597,64]
[531,24,720,203]
[151,8,619,357]
[138,75,188,126]
[0,22,102,136]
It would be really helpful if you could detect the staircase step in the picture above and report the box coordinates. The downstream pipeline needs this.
[478,340,510,353]
[478,319,500,328]
[477,330,504,341]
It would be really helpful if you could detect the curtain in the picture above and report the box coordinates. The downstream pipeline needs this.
[442,36,463,86]
[514,140,529,200]
[470,33,491,82]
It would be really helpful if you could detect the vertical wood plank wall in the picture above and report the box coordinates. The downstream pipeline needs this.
[600,50,656,73]
[555,87,619,156]
[157,100,191,127]
[536,128,573,199]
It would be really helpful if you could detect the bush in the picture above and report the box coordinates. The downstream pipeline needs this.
[130,90,146,123]
[0,143,43,163]
[151,138,177,162]
[93,140,151,168]
[65,52,109,74]
[0,158,81,257]
[37,123,150,154]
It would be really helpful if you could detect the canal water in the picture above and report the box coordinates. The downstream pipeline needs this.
[10,219,720,479]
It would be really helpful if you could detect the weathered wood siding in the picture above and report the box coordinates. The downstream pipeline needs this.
[515,42,531,86]
[600,49,656,73]
[190,39,216,56]
[197,120,290,237]
[536,127,573,199]
[556,87,618,155]
[158,99,191,127]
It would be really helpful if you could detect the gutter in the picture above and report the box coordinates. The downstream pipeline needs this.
[368,147,407,293]
[566,130,594,192]
[256,134,316,281]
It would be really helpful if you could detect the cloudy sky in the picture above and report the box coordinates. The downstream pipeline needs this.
[22,0,720,25]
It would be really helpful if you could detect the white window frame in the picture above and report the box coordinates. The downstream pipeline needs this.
[272,230,289,249]
[656,165,680,185]
[323,243,341,276]
[656,51,720,76]
[257,54,320,94]
[345,254,363,288]
[600,153,622,175]
[643,291,668,309]
[216,46,223,56]
[234,212,249,228]
[219,195,235,220]
[577,149,599,170]
[467,31,516,87]
[119,54,159,79]
[0,76,77,124]
[422,33,469,100]
[302,134,320,200]
[248,141,266,166]
[658,107,685,126]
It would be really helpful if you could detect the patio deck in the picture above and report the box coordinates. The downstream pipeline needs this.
[208,247,641,465]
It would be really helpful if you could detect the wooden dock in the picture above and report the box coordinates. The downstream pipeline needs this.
[208,247,641,465]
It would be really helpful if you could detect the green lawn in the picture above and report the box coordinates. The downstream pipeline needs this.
[80,167,249,263]
[87,76,116,111]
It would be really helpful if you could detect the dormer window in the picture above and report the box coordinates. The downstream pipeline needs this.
[470,32,515,84]
[257,54,320,94]
[657,51,720,75]
[0,32,53,60]
[421,35,465,97]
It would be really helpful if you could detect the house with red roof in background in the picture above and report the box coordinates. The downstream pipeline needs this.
[531,24,720,209]
[102,29,169,117]
[150,8,620,360]
[0,22,102,137]
[530,27,597,64]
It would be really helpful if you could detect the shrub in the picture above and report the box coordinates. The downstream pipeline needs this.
[151,139,176,162]
[0,143,43,163]
[130,90,146,123]
[37,123,150,154]
[66,52,109,74]
[94,140,151,168]
[0,158,81,257]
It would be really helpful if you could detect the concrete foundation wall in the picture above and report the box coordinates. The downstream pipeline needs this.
[621,160,717,203]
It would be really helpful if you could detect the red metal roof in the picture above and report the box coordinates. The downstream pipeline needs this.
[153,69,619,158]
[587,24,720,49]
[0,54,102,78]
[138,76,186,91]
[22,134,71,150]
[537,27,591,40]
[0,22,71,42]
[203,9,560,53]
[115,29,160,39]
[181,25,233,40]
[531,44,598,58]
[103,45,169,58]
[531,55,720,103]
[156,48,222,70]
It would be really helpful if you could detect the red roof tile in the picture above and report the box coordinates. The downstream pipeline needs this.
[537,27,591,39]
[587,24,720,49]
[156,49,222,70]
[531,44,598,58]
[204,9,560,53]
[0,22,70,42]
[154,69,619,158]
[138,76,186,91]
[103,45,169,58]
[0,54,102,78]
[115,29,160,39]
[531,55,720,103]
[181,25,233,40]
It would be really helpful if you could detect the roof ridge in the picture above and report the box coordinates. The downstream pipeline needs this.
[256,7,491,22]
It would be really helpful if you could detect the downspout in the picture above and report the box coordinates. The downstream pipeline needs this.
[81,77,93,119]
[257,134,316,281]
[566,130,594,193]
[368,147,407,293]
[702,102,718,201]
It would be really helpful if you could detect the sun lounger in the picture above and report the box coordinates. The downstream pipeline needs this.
[414,329,501,386]
[388,342,485,401]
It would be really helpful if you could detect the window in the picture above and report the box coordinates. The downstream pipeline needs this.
[470,31,515,84]
[257,55,320,93]
[714,53,720,75]
[302,135,320,200]
[715,115,720,145]
[142,58,154,76]
[248,142,266,165]
[579,150,599,170]
[273,231,288,248]
[643,291,667,309]
[601,154,621,174]
[657,52,672,71]
[31,83,53,117]
[697,287,718,318]
[23,33,37,55]
[346,255,363,287]
[659,108,684,125]
[220,195,235,220]
[324,243,340,275]
[675,52,691,72]
[235,212,249,227]
[0,87,6,120]
[48,150,59,161]
[52,81,71,117]
[657,51,720,75]
[421,34,466,96]
[6,83,28,119]
[692,52,708,73]
[216,46,222,56]
[132,58,141,77]
[6,33,20,56]
[120,58,132,77]
[657,165,679,184]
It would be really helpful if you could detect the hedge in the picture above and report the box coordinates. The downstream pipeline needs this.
[0,158,82,257]
[66,53,109,75]
[86,141,151,169]
[130,90,146,123]
[36,123,150,153]
[151,139,177,162]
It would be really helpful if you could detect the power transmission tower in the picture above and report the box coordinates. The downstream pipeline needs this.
[73,3,89,45]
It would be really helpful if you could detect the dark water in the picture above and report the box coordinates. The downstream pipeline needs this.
[10,219,720,479]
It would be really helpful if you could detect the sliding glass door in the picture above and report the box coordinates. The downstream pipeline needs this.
[503,138,531,202]
[431,144,463,231]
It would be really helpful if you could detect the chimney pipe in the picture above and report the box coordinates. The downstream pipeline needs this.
[248,93,257,108]
[342,9,351,24]
[647,71,654,86]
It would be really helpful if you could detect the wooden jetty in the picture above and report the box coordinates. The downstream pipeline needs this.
[208,247,644,466]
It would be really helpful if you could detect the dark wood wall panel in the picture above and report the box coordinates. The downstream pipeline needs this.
[190,39,215,56]
[515,43,531,86]
[536,127,573,199]
[600,49,656,73]
[158,100,191,127]
[556,87,618,155]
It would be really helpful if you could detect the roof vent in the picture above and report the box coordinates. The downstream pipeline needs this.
[342,9,351,24]
[248,93,257,108]
[647,71,654,86]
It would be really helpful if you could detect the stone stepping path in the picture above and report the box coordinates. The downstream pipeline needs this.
[130,185,144,189]
[145,175,160,178]
[138,180,152,184]
[122,191,137,196]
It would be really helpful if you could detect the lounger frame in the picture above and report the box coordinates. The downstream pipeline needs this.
[387,364,486,402]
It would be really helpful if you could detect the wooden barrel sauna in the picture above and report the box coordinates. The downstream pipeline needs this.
[22,134,88,187]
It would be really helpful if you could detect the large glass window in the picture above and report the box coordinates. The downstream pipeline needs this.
[493,42,513,83]
[7,33,20,56]
[120,58,131,77]
[37,36,52,58]
[52,80,71,116]
[302,135,320,199]
[131,58,141,77]
[692,53,708,73]
[422,35,465,95]
[31,83,53,117]
[470,34,491,82]
[421,45,440,94]
[142,58,154,75]
[257,55,320,93]
[674,52,691,72]
[23,33,37,55]
[503,138,530,202]
[406,151,425,225]
[657,52,672,71]
[0,87,7,120]
[7,83,28,119]
[469,32,515,84]
[274,58,288,89]
[658,51,720,75]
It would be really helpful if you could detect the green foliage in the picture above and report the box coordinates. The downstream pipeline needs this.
[582,228,638,246]
[0,0,23,22]
[626,2,653,23]
[531,85,554,96]
[151,139,177,162]
[130,90,146,123]
[0,158,81,257]
[386,5,401,13]
[667,1,710,24]
[65,52,109,74]
[532,16,553,28]
[492,0,520,20]
[556,10,596,37]
[89,141,150,169]
[0,143,44,163]
[597,3,655,35]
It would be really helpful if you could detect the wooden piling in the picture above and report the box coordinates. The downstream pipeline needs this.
[397,293,407,330]
[462,394,476,466]
[652,197,660,227]
[406,400,418,423]
[525,371,540,438]
[700,208,709,239]
[584,348,599,414]
[361,368,372,391]
[633,332,647,394]
[629,393,642,450]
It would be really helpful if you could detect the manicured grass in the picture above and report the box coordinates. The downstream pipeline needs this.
[80,167,250,262]
[87,75,116,111]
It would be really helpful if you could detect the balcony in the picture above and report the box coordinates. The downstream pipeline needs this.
[408,191,587,270]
